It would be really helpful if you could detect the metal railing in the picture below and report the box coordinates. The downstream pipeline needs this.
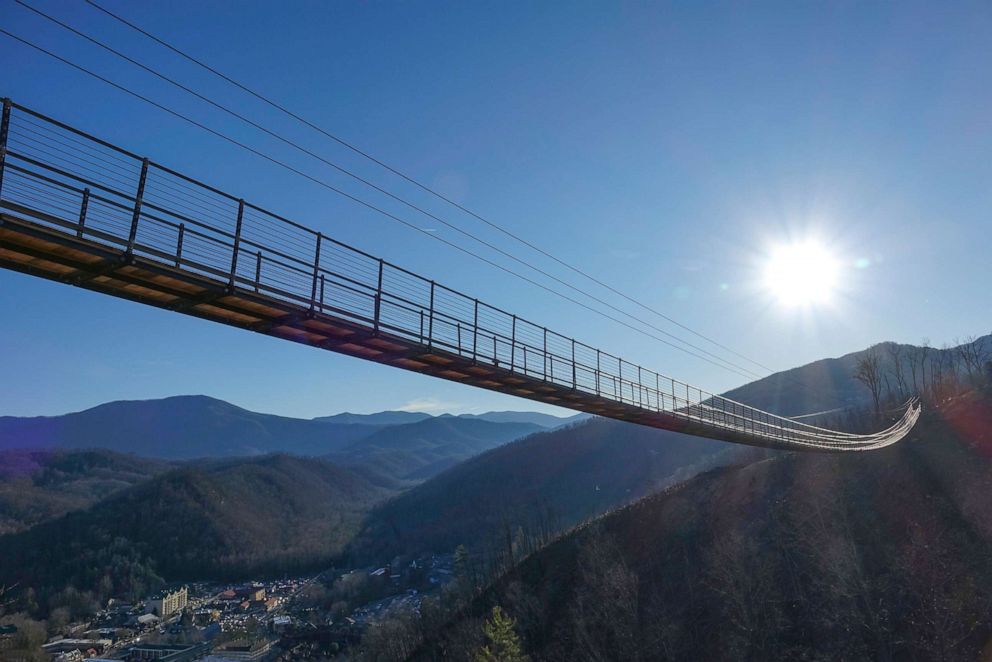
[0,98,919,451]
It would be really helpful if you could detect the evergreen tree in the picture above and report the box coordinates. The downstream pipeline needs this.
[453,544,474,597]
[475,606,529,662]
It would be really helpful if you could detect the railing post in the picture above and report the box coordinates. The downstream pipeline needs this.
[427,281,435,349]
[319,275,325,312]
[126,158,149,258]
[373,259,384,334]
[571,339,577,389]
[228,199,244,290]
[254,251,262,292]
[309,233,322,314]
[175,223,185,268]
[543,328,548,381]
[618,359,623,400]
[0,98,11,200]
[595,350,601,396]
[510,315,517,372]
[638,366,643,407]
[472,299,479,362]
[76,188,90,238]
[655,373,661,411]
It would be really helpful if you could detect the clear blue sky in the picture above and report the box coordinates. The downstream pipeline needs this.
[1,1,989,418]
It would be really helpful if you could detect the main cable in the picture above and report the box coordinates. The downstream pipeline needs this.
[10,2,767,380]
[82,0,777,376]
[0,27,765,380]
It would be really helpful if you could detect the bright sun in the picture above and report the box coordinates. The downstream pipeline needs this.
[763,240,840,306]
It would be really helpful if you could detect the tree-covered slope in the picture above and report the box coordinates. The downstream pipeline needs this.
[0,454,391,616]
[329,417,544,483]
[422,390,992,661]
[0,448,172,534]
[350,417,737,564]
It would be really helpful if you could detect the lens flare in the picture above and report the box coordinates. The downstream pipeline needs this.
[763,240,840,306]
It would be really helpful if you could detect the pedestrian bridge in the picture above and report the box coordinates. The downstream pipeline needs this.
[0,99,920,451]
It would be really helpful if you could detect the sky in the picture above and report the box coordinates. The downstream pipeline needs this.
[1,1,990,419]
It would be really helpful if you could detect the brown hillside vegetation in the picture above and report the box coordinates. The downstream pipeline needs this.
[413,390,992,661]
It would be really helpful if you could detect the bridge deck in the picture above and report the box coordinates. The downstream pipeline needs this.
[0,208,773,447]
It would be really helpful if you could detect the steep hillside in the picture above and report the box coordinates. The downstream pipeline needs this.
[350,418,738,564]
[724,334,990,416]
[421,391,992,661]
[0,454,390,615]
[328,417,544,483]
[0,449,171,534]
[0,395,382,458]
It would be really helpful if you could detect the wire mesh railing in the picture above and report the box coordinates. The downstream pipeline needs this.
[0,98,920,451]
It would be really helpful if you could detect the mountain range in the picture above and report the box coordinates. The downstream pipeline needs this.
[2,335,988,632]
[0,396,582,462]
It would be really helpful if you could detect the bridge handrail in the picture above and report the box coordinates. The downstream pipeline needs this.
[0,98,919,449]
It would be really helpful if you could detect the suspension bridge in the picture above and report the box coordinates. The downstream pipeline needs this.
[0,99,920,451]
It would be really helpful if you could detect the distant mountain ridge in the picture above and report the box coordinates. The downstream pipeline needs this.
[452,411,590,428]
[0,395,379,459]
[315,410,588,428]
[0,396,563,464]
[312,411,433,426]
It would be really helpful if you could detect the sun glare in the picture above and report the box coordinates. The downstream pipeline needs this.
[763,240,840,307]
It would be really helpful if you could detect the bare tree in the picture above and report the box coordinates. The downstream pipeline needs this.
[957,335,989,385]
[885,344,908,399]
[567,532,641,662]
[854,347,884,416]
[919,339,932,399]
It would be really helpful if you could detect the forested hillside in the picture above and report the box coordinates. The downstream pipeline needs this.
[412,389,992,661]
[724,334,990,416]
[0,449,172,534]
[0,454,389,619]
[349,418,737,565]
[328,417,543,483]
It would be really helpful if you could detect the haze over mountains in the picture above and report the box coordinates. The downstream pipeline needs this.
[0,395,582,462]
